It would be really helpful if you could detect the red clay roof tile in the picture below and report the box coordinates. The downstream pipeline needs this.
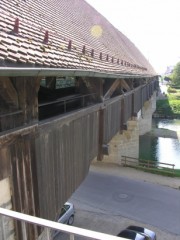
[0,0,156,76]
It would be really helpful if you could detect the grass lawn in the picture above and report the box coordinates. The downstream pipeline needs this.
[156,85,180,116]
[134,166,180,178]
[174,169,180,177]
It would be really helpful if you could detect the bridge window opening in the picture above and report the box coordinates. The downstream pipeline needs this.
[40,77,75,89]
[38,76,98,120]
[56,77,75,89]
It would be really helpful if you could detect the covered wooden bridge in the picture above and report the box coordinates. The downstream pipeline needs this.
[0,0,158,239]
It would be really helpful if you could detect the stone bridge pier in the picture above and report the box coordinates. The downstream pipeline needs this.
[100,92,157,165]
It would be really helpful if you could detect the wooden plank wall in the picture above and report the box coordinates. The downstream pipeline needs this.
[102,80,158,143]
[134,86,143,114]
[0,79,159,239]
[0,148,10,180]
[123,92,133,123]
[142,85,149,104]
[35,107,99,221]
[0,111,24,132]
[0,76,40,133]
[103,96,122,144]
[0,126,39,240]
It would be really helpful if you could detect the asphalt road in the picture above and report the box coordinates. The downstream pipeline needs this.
[70,170,180,235]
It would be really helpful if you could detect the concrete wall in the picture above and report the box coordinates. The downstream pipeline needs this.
[0,178,15,240]
[138,92,156,136]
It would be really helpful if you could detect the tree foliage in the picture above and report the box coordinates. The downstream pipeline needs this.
[172,62,180,86]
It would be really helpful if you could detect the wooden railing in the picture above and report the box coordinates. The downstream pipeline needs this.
[121,156,175,176]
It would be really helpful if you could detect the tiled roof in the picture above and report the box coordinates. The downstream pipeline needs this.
[0,0,156,76]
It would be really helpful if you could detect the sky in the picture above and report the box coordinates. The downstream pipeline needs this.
[85,0,180,74]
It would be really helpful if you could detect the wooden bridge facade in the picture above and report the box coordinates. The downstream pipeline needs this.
[0,75,158,239]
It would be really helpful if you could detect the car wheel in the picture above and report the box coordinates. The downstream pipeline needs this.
[68,215,74,225]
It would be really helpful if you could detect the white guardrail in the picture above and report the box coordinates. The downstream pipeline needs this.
[0,207,125,240]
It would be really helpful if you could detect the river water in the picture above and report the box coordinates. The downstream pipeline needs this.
[139,119,180,169]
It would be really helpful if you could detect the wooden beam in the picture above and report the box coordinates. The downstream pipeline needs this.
[0,148,10,180]
[13,76,40,124]
[127,79,134,89]
[103,79,121,100]
[120,79,131,91]
[79,77,104,102]
[0,77,19,108]
[45,77,56,89]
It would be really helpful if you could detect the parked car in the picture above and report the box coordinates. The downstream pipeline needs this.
[126,226,156,240]
[57,202,75,225]
[117,229,147,240]
[53,202,75,238]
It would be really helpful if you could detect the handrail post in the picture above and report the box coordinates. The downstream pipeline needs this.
[22,221,27,240]
[0,215,7,240]
[45,227,51,240]
[70,233,75,240]
[83,96,85,107]
[64,100,66,112]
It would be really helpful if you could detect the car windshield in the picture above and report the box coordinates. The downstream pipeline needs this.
[59,204,70,218]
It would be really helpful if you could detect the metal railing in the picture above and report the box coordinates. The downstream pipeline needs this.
[39,93,98,112]
[122,156,175,175]
[0,207,125,240]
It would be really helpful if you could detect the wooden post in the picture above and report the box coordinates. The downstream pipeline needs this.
[97,108,104,161]
[99,79,103,102]
[10,135,39,240]
[131,91,135,118]
[103,79,120,100]
[120,97,125,133]
[13,76,40,125]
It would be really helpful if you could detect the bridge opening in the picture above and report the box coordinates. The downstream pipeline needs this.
[38,77,98,120]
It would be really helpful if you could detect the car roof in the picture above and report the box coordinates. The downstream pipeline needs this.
[127,226,156,239]
[64,202,73,207]
[118,229,145,240]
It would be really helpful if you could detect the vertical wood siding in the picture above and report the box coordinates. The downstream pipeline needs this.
[8,134,38,240]
[123,92,133,123]
[0,148,10,180]
[142,85,149,103]
[134,87,143,114]
[0,80,158,239]
[103,97,122,143]
[35,108,99,221]
[0,111,24,132]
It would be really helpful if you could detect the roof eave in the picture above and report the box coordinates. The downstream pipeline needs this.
[0,67,156,79]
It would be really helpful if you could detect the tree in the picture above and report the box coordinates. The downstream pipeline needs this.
[172,62,180,86]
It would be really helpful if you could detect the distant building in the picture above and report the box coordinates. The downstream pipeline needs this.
[164,66,174,76]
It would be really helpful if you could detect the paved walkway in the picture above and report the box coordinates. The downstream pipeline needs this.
[71,161,180,240]
[91,161,180,189]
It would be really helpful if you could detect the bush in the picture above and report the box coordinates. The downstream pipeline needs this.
[171,85,180,89]
[168,93,180,100]
[167,87,177,93]
[169,99,180,114]
[156,99,180,115]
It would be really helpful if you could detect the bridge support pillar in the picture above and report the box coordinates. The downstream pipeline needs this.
[101,119,139,165]
[138,92,156,136]
[94,93,156,165]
